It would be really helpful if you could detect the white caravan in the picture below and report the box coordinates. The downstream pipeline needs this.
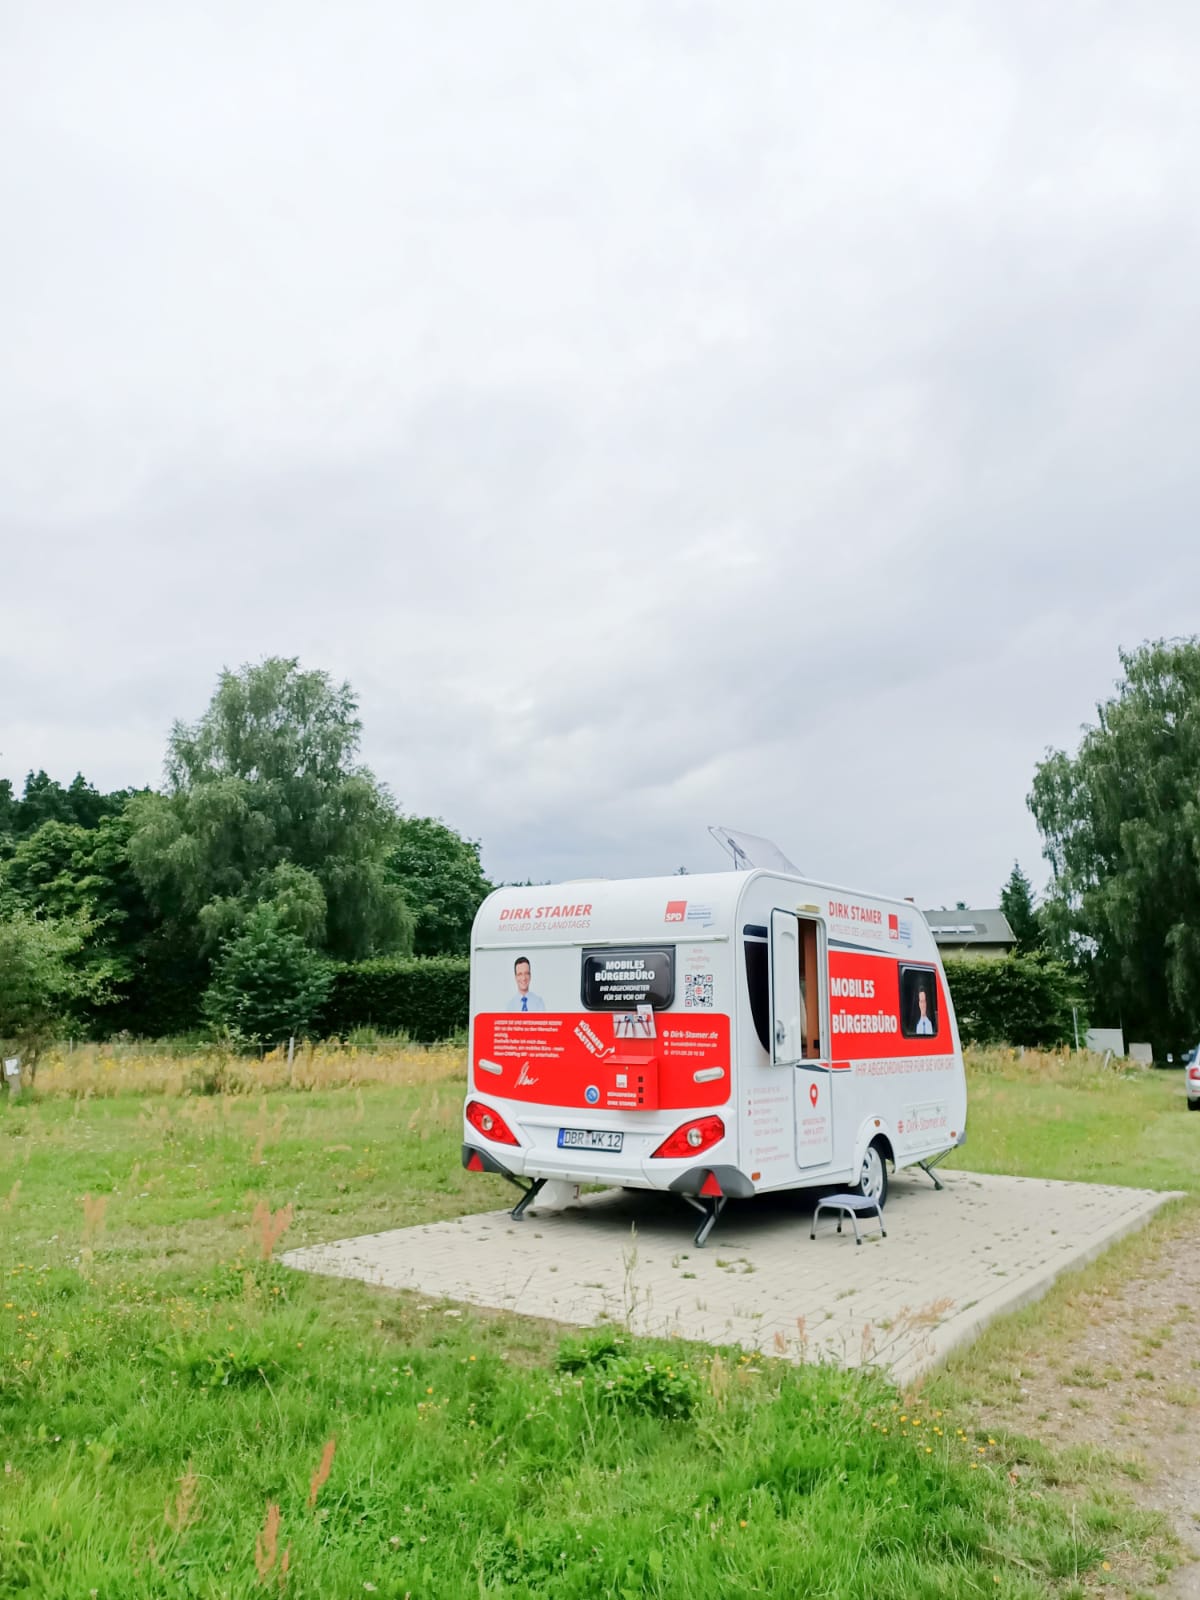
[462,866,966,1245]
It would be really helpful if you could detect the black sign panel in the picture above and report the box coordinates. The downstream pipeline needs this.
[581,947,675,1010]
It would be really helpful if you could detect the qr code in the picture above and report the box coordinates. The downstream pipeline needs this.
[684,973,714,1009]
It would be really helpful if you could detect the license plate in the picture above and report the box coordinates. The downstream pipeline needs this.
[557,1128,623,1152]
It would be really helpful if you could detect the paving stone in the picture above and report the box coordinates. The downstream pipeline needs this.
[282,1169,1175,1382]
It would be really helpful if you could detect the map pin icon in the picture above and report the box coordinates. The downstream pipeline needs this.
[809,1082,819,1108]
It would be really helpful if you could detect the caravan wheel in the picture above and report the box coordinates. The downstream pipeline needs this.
[855,1142,889,1208]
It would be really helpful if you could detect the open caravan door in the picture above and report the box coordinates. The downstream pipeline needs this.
[769,909,803,1066]
[770,908,834,1169]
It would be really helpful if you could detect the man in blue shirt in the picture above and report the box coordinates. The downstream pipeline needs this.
[508,956,545,1013]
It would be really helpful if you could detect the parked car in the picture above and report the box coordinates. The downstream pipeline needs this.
[1187,1042,1200,1110]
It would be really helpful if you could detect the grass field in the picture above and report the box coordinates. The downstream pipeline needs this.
[0,1045,1194,1598]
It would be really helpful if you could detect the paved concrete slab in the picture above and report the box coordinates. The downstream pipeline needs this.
[282,1170,1176,1382]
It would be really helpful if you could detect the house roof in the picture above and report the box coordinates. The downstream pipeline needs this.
[921,907,1017,946]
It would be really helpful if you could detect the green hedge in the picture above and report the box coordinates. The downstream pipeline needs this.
[320,956,469,1043]
[943,953,1085,1049]
[316,950,1083,1052]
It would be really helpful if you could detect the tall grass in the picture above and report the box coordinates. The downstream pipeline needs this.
[963,1043,1149,1086]
[28,1036,465,1099]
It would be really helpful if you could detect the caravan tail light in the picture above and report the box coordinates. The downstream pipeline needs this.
[465,1100,519,1146]
[651,1116,725,1160]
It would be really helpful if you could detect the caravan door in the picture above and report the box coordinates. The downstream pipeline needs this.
[770,909,833,1168]
[768,909,803,1066]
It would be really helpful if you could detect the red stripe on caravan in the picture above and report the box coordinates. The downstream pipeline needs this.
[826,951,950,1062]
[828,1060,852,1072]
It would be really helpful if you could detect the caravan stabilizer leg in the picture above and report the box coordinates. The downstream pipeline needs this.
[510,1177,547,1221]
[462,1145,547,1219]
[915,1150,951,1192]
[681,1193,727,1248]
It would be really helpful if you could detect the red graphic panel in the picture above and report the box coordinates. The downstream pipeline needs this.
[473,1013,731,1110]
[826,952,950,1061]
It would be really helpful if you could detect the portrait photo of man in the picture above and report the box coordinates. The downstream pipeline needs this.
[507,956,545,1013]
[914,987,935,1035]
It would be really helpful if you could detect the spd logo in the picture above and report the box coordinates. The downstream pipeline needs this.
[664,900,686,923]
[887,914,899,940]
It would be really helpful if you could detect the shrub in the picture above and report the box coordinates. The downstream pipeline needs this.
[320,956,469,1043]
[944,952,1085,1049]
[203,906,333,1049]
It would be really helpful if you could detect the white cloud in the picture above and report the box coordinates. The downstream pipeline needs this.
[2,0,1198,908]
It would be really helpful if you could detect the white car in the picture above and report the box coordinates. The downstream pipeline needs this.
[1188,1045,1200,1111]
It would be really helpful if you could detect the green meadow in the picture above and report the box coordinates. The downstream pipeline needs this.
[0,1046,1195,1598]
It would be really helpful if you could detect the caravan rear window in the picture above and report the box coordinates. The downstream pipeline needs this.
[581,948,675,1010]
[899,964,939,1038]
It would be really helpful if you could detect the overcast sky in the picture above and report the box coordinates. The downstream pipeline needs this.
[2,1,1198,905]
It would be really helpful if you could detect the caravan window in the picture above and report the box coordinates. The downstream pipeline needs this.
[899,964,940,1038]
[581,948,675,1010]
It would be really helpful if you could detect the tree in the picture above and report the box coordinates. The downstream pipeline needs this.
[1028,638,1200,1051]
[999,862,1043,954]
[203,906,333,1049]
[0,810,180,1037]
[129,658,414,964]
[388,816,492,956]
[0,912,99,1081]
[3,771,131,836]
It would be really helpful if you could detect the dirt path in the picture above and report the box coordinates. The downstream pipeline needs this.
[964,1218,1200,1595]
